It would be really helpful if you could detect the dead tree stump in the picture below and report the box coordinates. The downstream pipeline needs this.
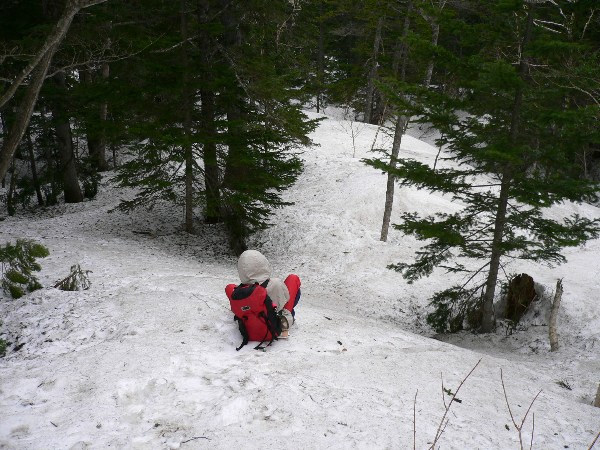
[504,273,536,323]
[549,279,563,352]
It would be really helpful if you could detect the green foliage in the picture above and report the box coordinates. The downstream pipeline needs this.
[10,178,36,212]
[0,338,7,357]
[107,0,319,251]
[7,284,25,299]
[80,157,102,200]
[5,269,29,284]
[0,240,49,299]
[366,1,600,333]
[54,264,92,291]
[425,286,483,334]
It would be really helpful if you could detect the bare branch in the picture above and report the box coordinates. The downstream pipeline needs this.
[588,429,600,450]
[501,369,542,450]
[413,390,418,450]
[581,9,596,40]
[0,0,108,110]
[0,0,108,181]
[529,413,535,450]
[429,359,482,449]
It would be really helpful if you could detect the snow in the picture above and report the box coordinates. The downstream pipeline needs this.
[1,110,599,449]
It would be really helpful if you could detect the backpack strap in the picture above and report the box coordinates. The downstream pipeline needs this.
[253,278,276,350]
[234,316,250,351]
[254,311,278,351]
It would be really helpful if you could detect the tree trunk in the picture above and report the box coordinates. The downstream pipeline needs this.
[481,175,510,332]
[26,126,44,206]
[0,1,80,110]
[423,21,439,88]
[218,0,248,254]
[549,279,563,351]
[201,89,221,224]
[0,48,57,182]
[393,2,413,79]
[364,15,384,124]
[98,61,109,170]
[6,161,17,216]
[380,114,409,242]
[594,384,600,408]
[198,0,221,224]
[180,0,194,233]
[316,0,325,114]
[379,3,412,242]
[0,0,108,182]
[222,99,249,255]
[1,112,7,188]
[481,5,535,333]
[83,63,110,172]
[50,71,83,203]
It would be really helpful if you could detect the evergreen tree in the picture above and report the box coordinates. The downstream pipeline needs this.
[109,0,318,252]
[366,0,600,333]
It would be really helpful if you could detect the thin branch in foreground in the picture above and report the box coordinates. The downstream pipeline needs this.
[428,358,482,450]
[501,369,542,450]
[588,429,600,450]
[413,389,418,450]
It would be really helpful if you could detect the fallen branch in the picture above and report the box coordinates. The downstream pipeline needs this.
[182,436,210,444]
[54,264,92,291]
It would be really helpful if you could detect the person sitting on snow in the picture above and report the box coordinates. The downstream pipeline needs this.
[227,250,301,340]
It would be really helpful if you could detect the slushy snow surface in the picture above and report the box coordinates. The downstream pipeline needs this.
[1,111,599,449]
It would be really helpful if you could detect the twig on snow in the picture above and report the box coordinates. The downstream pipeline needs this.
[181,436,210,444]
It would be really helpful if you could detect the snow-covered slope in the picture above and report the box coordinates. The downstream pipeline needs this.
[0,111,598,449]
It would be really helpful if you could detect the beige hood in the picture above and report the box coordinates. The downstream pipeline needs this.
[237,250,272,285]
